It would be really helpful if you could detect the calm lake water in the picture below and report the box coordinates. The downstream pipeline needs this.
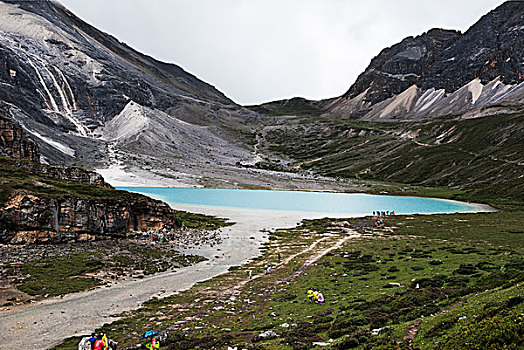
[117,188,481,216]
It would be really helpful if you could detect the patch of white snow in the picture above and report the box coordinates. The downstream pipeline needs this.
[414,88,445,112]
[23,127,75,157]
[26,59,60,112]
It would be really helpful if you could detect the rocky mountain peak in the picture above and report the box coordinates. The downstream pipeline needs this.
[327,0,524,120]
[343,28,462,105]
[0,0,264,173]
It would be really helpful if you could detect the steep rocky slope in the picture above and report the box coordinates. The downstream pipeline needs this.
[0,0,262,180]
[0,154,185,244]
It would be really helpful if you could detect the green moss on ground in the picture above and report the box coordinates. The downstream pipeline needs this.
[6,244,206,298]
[173,210,233,230]
[11,252,104,296]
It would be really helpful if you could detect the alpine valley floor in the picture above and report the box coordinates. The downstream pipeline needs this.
[48,197,523,350]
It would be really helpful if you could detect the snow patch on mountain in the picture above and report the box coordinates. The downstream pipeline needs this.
[22,126,75,157]
[413,88,445,112]
[25,54,89,136]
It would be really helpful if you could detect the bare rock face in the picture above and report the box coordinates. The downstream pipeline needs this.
[0,192,177,244]
[343,29,461,106]
[0,123,179,244]
[0,0,261,170]
[0,113,40,162]
[346,2,524,103]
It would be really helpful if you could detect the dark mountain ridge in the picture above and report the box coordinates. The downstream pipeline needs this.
[345,1,524,102]
[328,1,524,119]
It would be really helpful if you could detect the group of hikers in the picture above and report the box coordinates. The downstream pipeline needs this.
[307,289,325,304]
[372,210,395,227]
[79,332,159,350]
[373,210,395,216]
[374,218,384,227]
[78,333,117,350]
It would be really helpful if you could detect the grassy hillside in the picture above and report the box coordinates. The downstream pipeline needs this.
[258,113,524,205]
[247,97,325,117]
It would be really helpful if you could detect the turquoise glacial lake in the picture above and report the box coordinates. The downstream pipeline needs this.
[117,188,482,216]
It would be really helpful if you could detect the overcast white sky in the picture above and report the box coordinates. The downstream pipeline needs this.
[58,0,506,105]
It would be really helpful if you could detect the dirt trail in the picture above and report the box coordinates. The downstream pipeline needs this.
[238,233,356,288]
[255,232,358,313]
[280,233,357,282]
[400,292,481,349]
[158,231,359,339]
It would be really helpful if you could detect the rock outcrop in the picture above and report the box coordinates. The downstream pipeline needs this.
[0,192,177,244]
[0,126,179,244]
[0,112,40,162]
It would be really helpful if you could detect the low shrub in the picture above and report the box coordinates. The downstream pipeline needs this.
[436,312,524,350]
[453,264,478,275]
[335,336,359,349]
[387,266,400,273]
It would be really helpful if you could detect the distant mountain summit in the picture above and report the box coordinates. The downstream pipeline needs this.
[247,1,524,121]
[325,0,524,120]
